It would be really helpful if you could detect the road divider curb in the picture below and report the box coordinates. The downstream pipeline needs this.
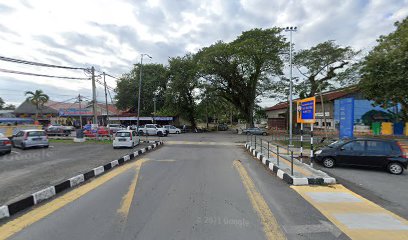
[0,141,164,221]
[245,143,335,186]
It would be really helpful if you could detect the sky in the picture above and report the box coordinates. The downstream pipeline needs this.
[0,0,407,108]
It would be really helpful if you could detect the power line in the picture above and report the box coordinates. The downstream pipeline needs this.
[0,68,91,80]
[0,55,88,70]
[105,73,120,80]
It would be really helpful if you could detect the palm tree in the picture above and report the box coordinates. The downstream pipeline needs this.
[25,90,50,120]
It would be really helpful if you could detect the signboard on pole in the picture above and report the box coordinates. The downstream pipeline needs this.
[296,97,316,124]
[339,98,354,139]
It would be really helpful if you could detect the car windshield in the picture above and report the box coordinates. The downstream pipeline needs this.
[328,139,347,148]
[28,131,45,136]
[116,132,130,137]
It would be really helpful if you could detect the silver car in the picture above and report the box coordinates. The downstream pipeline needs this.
[0,133,12,154]
[12,130,49,150]
[242,127,268,136]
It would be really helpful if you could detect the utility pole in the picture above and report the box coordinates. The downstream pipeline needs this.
[137,54,152,131]
[103,72,109,127]
[78,94,83,129]
[153,96,157,124]
[285,26,297,148]
[91,66,97,125]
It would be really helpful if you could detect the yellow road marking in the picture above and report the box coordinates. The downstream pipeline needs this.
[292,184,408,240]
[117,159,146,218]
[0,159,145,240]
[233,160,286,240]
[267,150,312,177]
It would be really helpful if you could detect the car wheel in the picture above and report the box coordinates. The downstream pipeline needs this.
[262,132,267,136]
[5,150,11,154]
[246,132,250,135]
[388,162,403,175]
[131,142,134,148]
[176,131,180,134]
[21,142,26,150]
[322,157,335,168]
[44,145,49,148]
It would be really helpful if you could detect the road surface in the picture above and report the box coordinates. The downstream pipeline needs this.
[0,133,382,239]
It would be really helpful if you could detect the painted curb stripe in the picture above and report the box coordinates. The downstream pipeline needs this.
[0,206,9,218]
[245,144,335,186]
[32,186,56,204]
[54,180,71,194]
[7,196,34,215]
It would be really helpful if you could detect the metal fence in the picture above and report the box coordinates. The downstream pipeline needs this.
[246,134,295,176]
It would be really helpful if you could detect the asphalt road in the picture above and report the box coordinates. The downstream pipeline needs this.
[2,132,349,240]
[315,164,408,219]
[0,141,150,205]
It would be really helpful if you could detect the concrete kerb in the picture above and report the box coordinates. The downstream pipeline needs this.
[0,141,164,221]
[244,143,336,186]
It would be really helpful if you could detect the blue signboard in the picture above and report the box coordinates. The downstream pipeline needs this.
[339,98,354,139]
[297,97,316,123]
[59,108,93,117]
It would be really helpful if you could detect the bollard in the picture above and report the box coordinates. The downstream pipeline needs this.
[255,135,257,149]
[251,134,253,146]
[291,150,294,176]
[277,145,280,166]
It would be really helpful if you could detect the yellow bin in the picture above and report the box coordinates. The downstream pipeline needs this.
[405,122,408,136]
[381,122,393,135]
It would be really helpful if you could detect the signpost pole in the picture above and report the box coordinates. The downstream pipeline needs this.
[310,123,314,168]
[300,123,303,163]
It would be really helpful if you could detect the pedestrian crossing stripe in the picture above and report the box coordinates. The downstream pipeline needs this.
[292,184,408,240]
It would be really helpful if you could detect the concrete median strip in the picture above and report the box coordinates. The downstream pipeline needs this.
[0,141,163,221]
[244,143,336,186]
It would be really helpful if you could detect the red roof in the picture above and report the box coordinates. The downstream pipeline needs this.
[265,87,357,111]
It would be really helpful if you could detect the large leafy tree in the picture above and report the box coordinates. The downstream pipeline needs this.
[161,54,200,127]
[294,40,359,98]
[360,18,408,121]
[0,97,4,109]
[115,63,168,116]
[196,28,287,126]
[25,90,49,120]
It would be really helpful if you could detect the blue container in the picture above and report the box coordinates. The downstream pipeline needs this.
[394,122,404,135]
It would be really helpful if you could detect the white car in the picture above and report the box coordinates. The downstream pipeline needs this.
[138,124,168,137]
[107,124,125,133]
[113,130,139,149]
[164,125,181,134]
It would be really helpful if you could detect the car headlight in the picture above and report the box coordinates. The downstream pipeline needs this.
[315,150,322,155]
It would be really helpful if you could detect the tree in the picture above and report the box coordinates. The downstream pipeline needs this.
[161,54,200,128]
[294,40,359,98]
[0,97,4,109]
[359,18,408,121]
[196,28,287,126]
[4,104,15,110]
[25,90,49,120]
[115,64,168,116]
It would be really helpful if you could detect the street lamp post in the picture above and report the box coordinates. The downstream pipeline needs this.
[137,53,152,132]
[285,26,297,148]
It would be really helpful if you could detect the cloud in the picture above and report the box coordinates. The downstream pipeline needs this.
[1,0,408,106]
[0,3,14,14]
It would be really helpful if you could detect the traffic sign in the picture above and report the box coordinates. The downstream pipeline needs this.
[297,97,316,123]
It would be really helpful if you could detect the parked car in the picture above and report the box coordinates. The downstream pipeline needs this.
[218,124,229,131]
[47,124,75,131]
[113,130,139,149]
[45,126,71,136]
[107,124,125,133]
[164,125,181,134]
[138,124,168,137]
[242,127,267,136]
[0,133,12,155]
[11,130,49,150]
[315,138,408,175]
[83,127,110,137]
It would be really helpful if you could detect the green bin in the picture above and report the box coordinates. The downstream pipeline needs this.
[372,122,381,135]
